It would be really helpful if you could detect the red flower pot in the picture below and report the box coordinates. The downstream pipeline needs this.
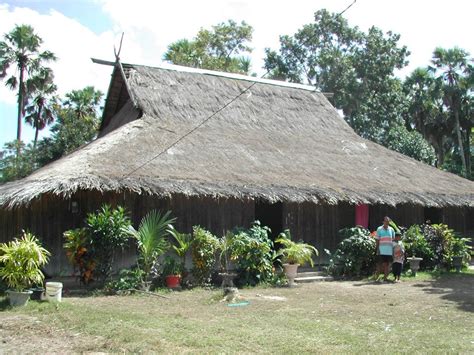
[165,275,181,288]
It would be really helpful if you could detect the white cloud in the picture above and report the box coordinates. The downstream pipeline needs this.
[0,4,116,106]
[98,0,474,77]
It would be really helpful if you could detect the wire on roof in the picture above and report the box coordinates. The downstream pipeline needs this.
[120,0,357,179]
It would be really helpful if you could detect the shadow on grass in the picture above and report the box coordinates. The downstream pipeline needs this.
[412,272,474,313]
[0,297,10,311]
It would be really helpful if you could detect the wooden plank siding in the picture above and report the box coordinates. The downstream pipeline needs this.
[1,191,473,275]
[0,192,255,275]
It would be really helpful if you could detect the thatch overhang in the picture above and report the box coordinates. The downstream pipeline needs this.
[1,62,473,208]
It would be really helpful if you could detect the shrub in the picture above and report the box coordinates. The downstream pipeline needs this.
[327,227,376,277]
[85,205,132,282]
[63,228,95,284]
[104,268,145,293]
[403,225,434,269]
[231,221,275,286]
[63,204,132,284]
[191,226,219,286]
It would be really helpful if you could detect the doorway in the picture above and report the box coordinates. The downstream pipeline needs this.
[255,201,283,240]
[424,207,442,224]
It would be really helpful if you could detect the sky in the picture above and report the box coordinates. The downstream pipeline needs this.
[1,0,473,148]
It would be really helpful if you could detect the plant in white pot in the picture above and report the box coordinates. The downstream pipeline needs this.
[0,231,50,306]
[276,230,318,287]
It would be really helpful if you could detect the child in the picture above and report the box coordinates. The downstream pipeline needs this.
[392,233,405,282]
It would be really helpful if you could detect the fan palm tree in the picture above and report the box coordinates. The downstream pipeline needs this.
[0,24,56,142]
[24,68,57,148]
[63,86,103,122]
[430,47,473,177]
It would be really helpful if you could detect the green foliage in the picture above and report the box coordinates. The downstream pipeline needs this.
[0,231,50,291]
[387,124,436,164]
[327,227,376,277]
[430,47,473,178]
[24,67,57,147]
[403,224,472,270]
[164,20,253,74]
[127,210,175,285]
[85,205,132,283]
[403,225,435,268]
[63,228,95,284]
[191,226,219,286]
[162,255,182,276]
[230,221,274,286]
[104,268,145,293]
[35,86,103,166]
[0,140,35,182]
[168,225,192,273]
[450,236,472,268]
[275,229,318,266]
[264,9,409,144]
[0,24,57,142]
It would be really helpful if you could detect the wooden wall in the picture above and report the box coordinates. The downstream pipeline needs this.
[0,191,255,275]
[1,191,472,275]
[282,202,355,264]
[368,203,425,231]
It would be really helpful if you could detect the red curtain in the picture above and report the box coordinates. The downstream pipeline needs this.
[355,204,369,228]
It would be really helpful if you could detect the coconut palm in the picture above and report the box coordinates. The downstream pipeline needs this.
[0,24,56,142]
[127,210,176,288]
[24,68,57,147]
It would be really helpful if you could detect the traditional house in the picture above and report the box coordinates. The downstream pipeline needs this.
[1,61,473,274]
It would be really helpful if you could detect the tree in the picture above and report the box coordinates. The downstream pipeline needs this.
[403,67,450,165]
[0,24,56,142]
[0,140,35,182]
[264,10,409,144]
[35,86,103,166]
[24,67,58,148]
[429,47,473,178]
[386,124,436,165]
[164,20,253,74]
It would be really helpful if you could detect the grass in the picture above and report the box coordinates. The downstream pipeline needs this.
[0,272,473,353]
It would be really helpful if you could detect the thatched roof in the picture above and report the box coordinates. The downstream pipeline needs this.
[1,61,473,208]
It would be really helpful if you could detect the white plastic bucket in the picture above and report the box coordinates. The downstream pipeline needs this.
[45,282,63,302]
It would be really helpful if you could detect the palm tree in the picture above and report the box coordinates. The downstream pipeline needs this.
[0,24,56,142]
[63,86,103,122]
[430,47,473,177]
[403,68,449,165]
[126,210,176,289]
[24,68,57,148]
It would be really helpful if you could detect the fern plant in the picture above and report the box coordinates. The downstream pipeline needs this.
[275,229,318,266]
[0,231,50,291]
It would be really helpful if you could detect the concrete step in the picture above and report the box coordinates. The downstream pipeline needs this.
[294,275,333,283]
[296,271,325,278]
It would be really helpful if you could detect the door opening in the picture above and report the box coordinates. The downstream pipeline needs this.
[254,201,283,240]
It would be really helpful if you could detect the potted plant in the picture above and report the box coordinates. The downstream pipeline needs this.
[0,231,50,306]
[276,230,318,287]
[217,231,238,288]
[451,237,472,272]
[168,225,192,281]
[408,256,423,276]
[162,256,182,289]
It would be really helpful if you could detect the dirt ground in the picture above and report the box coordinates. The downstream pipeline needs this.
[0,275,473,353]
